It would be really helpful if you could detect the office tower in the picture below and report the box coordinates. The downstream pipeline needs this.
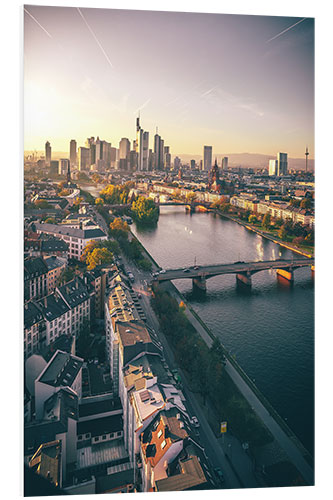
[174,156,181,169]
[129,150,137,171]
[159,139,164,169]
[148,149,154,171]
[203,146,212,171]
[164,146,171,169]
[69,140,77,168]
[45,141,51,167]
[119,138,131,169]
[269,159,277,176]
[58,158,70,176]
[277,152,288,176]
[78,147,91,171]
[154,130,161,169]
[110,147,117,169]
[190,159,196,170]
[50,160,59,175]
[222,157,228,171]
[142,131,149,171]
[101,141,111,169]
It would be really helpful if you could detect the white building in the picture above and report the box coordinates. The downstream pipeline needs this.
[34,222,107,260]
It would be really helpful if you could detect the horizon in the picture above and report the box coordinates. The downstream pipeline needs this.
[24,6,314,159]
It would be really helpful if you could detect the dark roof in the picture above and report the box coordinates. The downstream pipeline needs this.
[25,389,79,456]
[34,222,106,240]
[79,397,122,418]
[36,293,70,322]
[44,256,66,271]
[24,301,44,329]
[41,334,75,362]
[38,350,83,388]
[77,414,123,437]
[41,237,68,253]
[57,277,90,308]
[24,257,48,280]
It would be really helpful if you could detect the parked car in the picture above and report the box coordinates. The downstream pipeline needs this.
[183,268,190,272]
[214,467,225,484]
[191,416,200,428]
[159,269,166,274]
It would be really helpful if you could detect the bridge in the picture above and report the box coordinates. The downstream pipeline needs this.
[153,258,315,290]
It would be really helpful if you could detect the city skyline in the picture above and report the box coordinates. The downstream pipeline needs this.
[24,6,314,158]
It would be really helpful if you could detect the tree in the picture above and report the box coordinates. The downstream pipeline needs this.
[131,196,159,225]
[248,214,257,224]
[185,192,197,204]
[86,248,113,270]
[300,198,312,209]
[76,319,91,359]
[44,217,56,224]
[289,199,300,207]
[95,197,104,205]
[34,199,51,209]
[292,236,304,247]
[109,217,130,238]
[278,226,288,240]
[262,213,271,230]
[57,267,75,286]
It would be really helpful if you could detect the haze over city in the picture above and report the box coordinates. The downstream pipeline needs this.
[24,6,314,158]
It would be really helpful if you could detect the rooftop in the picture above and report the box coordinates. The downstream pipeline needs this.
[79,397,122,419]
[34,222,106,240]
[36,293,70,322]
[24,257,48,280]
[38,350,83,388]
[29,440,61,488]
[132,383,165,426]
[77,414,123,437]
[57,277,90,308]
[117,321,152,348]
[76,440,128,470]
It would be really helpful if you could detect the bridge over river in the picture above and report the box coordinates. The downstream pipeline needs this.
[154,258,315,290]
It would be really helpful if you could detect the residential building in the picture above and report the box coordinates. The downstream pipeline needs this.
[34,222,107,260]
[203,146,212,171]
[24,300,44,359]
[34,349,83,419]
[44,256,67,294]
[24,257,49,302]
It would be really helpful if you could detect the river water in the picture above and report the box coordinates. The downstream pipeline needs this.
[132,206,314,456]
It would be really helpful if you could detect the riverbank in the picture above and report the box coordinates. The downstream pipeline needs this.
[212,210,314,258]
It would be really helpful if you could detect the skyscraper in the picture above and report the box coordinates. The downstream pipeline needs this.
[269,159,277,176]
[203,146,212,171]
[45,141,51,167]
[136,115,149,171]
[164,146,171,169]
[78,147,91,171]
[119,138,130,169]
[277,152,288,176]
[222,157,228,171]
[69,140,77,168]
[58,158,70,176]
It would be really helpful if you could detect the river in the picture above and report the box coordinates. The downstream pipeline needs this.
[132,206,314,456]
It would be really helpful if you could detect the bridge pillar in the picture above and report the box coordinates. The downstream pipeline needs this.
[276,268,294,282]
[236,272,252,287]
[192,276,206,291]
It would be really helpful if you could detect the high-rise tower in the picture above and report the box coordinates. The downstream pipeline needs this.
[45,141,51,167]
[305,146,309,173]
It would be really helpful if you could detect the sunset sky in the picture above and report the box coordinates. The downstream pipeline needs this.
[24,5,314,158]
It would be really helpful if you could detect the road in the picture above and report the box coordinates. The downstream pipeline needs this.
[120,253,259,489]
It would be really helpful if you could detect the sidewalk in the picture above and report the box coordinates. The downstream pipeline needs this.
[218,432,258,488]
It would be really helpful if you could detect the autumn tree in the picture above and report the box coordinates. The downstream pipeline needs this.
[86,247,113,270]
[109,217,130,238]
[131,196,159,224]
[262,213,271,230]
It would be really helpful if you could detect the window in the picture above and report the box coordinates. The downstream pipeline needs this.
[161,440,167,449]
[157,430,163,438]
[102,435,106,440]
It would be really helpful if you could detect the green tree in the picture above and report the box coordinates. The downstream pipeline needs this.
[57,267,76,286]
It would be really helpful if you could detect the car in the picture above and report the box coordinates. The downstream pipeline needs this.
[191,416,200,428]
[214,467,225,484]
[159,269,166,274]
[194,266,200,270]
[183,268,190,272]
[138,293,142,299]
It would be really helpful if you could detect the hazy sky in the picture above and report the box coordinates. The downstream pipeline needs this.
[24,5,314,158]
